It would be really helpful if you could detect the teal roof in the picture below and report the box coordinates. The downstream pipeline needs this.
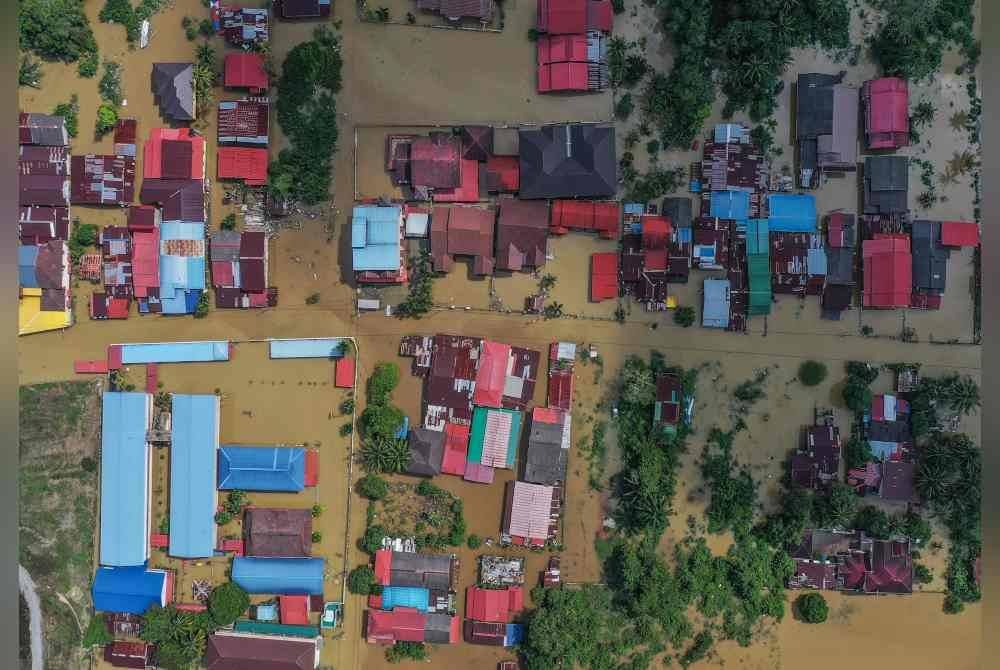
[380,586,430,612]
[100,392,152,567]
[352,205,402,271]
[169,394,220,558]
[746,219,769,256]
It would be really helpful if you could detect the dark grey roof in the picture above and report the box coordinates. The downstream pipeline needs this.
[911,220,949,292]
[21,114,68,146]
[406,428,445,477]
[210,230,242,261]
[796,73,840,139]
[139,179,205,222]
[662,197,692,228]
[822,283,853,311]
[868,419,911,444]
[152,63,195,121]
[524,421,567,485]
[518,124,616,199]
[863,156,908,214]
[826,247,855,285]
[423,613,454,644]
[389,551,452,590]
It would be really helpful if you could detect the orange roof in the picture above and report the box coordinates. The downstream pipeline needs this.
[217,147,268,186]
[279,595,310,625]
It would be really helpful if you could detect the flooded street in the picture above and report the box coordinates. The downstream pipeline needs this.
[18,1,981,669]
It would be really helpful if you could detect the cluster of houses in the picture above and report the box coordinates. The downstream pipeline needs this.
[535,0,613,93]
[89,339,358,670]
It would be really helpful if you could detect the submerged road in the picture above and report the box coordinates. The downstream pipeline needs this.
[19,565,43,670]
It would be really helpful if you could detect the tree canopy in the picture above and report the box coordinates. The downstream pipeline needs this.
[795,592,828,623]
[19,0,97,63]
[207,582,250,627]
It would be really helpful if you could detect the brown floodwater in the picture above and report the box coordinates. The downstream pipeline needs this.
[19,2,982,669]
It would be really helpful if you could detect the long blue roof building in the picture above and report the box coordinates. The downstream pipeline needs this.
[169,394,220,559]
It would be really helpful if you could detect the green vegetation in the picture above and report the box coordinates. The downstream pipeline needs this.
[95,103,118,136]
[914,564,933,584]
[812,482,858,529]
[361,437,409,473]
[357,473,390,500]
[82,614,113,647]
[220,213,237,231]
[194,292,210,318]
[843,433,873,470]
[348,565,381,595]
[578,421,607,491]
[142,605,210,670]
[207,582,251,627]
[797,360,828,387]
[272,25,343,205]
[614,93,635,121]
[305,292,320,305]
[312,531,323,542]
[222,490,248,517]
[909,374,980,438]
[360,480,467,554]
[701,428,756,534]
[841,361,879,414]
[673,306,695,328]
[69,222,98,265]
[521,586,622,670]
[19,0,97,63]
[732,370,767,405]
[623,165,686,203]
[870,0,977,82]
[53,95,80,139]
[795,592,828,623]
[467,534,482,549]
[78,50,98,78]
[19,54,43,88]
[340,398,356,414]
[385,641,427,663]
[193,43,218,119]
[199,18,214,37]
[396,251,436,318]
[99,61,123,106]
[100,0,164,43]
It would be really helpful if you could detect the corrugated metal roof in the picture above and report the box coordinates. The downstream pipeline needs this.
[169,394,219,559]
[702,278,730,328]
[100,392,153,566]
[218,446,306,491]
[505,481,554,541]
[92,566,167,615]
[120,341,229,363]
[232,557,325,595]
[268,338,347,359]
[709,190,749,221]
[767,194,817,233]
[352,205,402,272]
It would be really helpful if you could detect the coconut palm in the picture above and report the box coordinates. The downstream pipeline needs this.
[362,437,410,473]
[943,376,980,415]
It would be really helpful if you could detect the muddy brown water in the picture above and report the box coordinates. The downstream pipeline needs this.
[19,2,981,669]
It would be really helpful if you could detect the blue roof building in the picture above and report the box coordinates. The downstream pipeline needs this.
[232,557,325,595]
[702,279,730,329]
[100,392,153,567]
[159,221,206,314]
[217,445,306,491]
[120,340,230,364]
[18,246,39,287]
[710,191,750,222]
[380,586,430,612]
[767,194,817,232]
[92,565,168,615]
[169,394,220,559]
[505,623,525,647]
[268,338,347,359]
[352,205,402,272]
[714,123,749,144]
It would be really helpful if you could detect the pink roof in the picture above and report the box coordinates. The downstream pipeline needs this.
[143,128,205,180]
[374,549,392,585]
[74,360,109,374]
[217,147,268,185]
[432,158,480,203]
[335,357,356,388]
[463,461,495,484]
[940,221,979,247]
[132,228,160,298]
[146,363,159,393]
[506,481,554,542]
[224,53,269,90]
[864,78,909,149]
[862,234,911,308]
[441,423,470,475]
[279,595,310,625]
[466,586,523,623]
[538,62,589,92]
[474,341,511,408]
[211,261,236,288]
[480,410,513,468]
[304,450,319,486]
[366,607,427,644]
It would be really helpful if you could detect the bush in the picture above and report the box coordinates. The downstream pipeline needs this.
[78,51,98,78]
[214,510,233,525]
[340,398,355,414]
[361,524,386,553]
[82,614,113,647]
[395,252,436,318]
[224,490,247,516]
[340,423,354,436]
[467,534,481,549]
[305,292,320,305]
[185,25,197,40]
[622,54,648,88]
[795,592,828,623]
[99,61,123,106]
[914,564,933,585]
[19,54,43,88]
[611,0,625,13]
[348,565,378,594]
[95,103,118,136]
[357,473,390,500]
[220,213,237,230]
[53,95,80,139]
[797,360,828,387]
[311,531,322,543]
[385,641,427,663]
[207,582,250,627]
[20,0,98,63]
[311,504,323,518]
[199,18,214,37]
[614,93,634,120]
[674,305,695,327]
[368,363,400,404]
[194,292,210,318]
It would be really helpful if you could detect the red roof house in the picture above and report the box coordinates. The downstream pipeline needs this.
[432,158,480,203]
[142,128,205,180]
[550,200,619,238]
[366,607,427,644]
[70,155,136,205]
[537,34,591,93]
[641,215,671,249]
[483,156,519,192]
[441,422,471,476]
[217,147,268,186]
[411,134,462,189]
[862,77,909,150]
[862,234,911,308]
[496,199,549,271]
[590,252,617,301]
[224,53,269,91]
[104,640,154,669]
[279,595,310,625]
[474,340,512,408]
[466,586,524,623]
[537,0,612,34]
[940,221,979,247]
[335,356,355,388]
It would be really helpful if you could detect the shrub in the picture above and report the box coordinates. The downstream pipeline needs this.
[95,103,118,136]
[614,93,634,120]
[19,54,43,88]
[207,582,250,626]
[385,641,427,663]
[674,306,695,327]
[199,18,213,37]
[361,524,386,553]
[53,95,80,139]
[340,423,354,437]
[311,531,322,543]
[467,534,481,549]
[185,25,197,40]
[194,292,210,318]
[357,473,390,500]
[795,592,828,623]
[527,28,542,41]
[99,61,123,106]
[214,510,233,525]
[78,51,99,78]
[348,565,378,594]
[220,213,237,230]
[611,0,625,13]
[80,456,96,472]
[181,16,192,28]
[311,504,323,518]
[82,614,113,646]
[340,398,355,414]
[797,360,828,387]
[368,363,400,404]
[914,564,933,585]
[305,292,320,305]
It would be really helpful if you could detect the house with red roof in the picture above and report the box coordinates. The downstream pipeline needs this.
[279,595,311,625]
[217,147,268,186]
[590,252,617,302]
[496,199,549,271]
[862,234,911,308]
[430,206,495,275]
[474,340,512,408]
[224,53,269,92]
[70,155,136,205]
[209,229,273,309]
[411,133,462,189]
[550,199,619,238]
[104,640,154,669]
[862,77,909,150]
[482,156,519,192]
[789,529,913,595]
[466,586,524,623]
[441,423,471,475]
[432,158,480,203]
[537,32,609,93]
[940,221,979,248]
[143,128,206,180]
[218,99,269,147]
[536,0,612,34]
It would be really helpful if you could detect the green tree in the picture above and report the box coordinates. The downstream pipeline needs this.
[674,305,695,327]
[357,473,389,500]
[843,434,873,470]
[360,405,405,441]
[19,54,43,88]
[19,0,98,63]
[95,104,118,136]
[348,565,379,595]
[368,363,400,404]
[813,482,858,529]
[385,641,427,663]
[82,614,113,647]
[467,534,481,549]
[340,398,356,414]
[99,61,123,106]
[797,360,828,386]
[914,564,933,584]
[942,375,980,415]
[207,582,250,627]
[521,586,620,670]
[194,292,210,318]
[361,436,410,473]
[53,95,80,139]
[853,505,891,539]
[220,213,237,231]
[361,524,386,553]
[795,592,828,623]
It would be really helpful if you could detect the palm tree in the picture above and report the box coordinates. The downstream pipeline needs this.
[916,461,952,505]
[944,376,980,415]
[362,437,410,473]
